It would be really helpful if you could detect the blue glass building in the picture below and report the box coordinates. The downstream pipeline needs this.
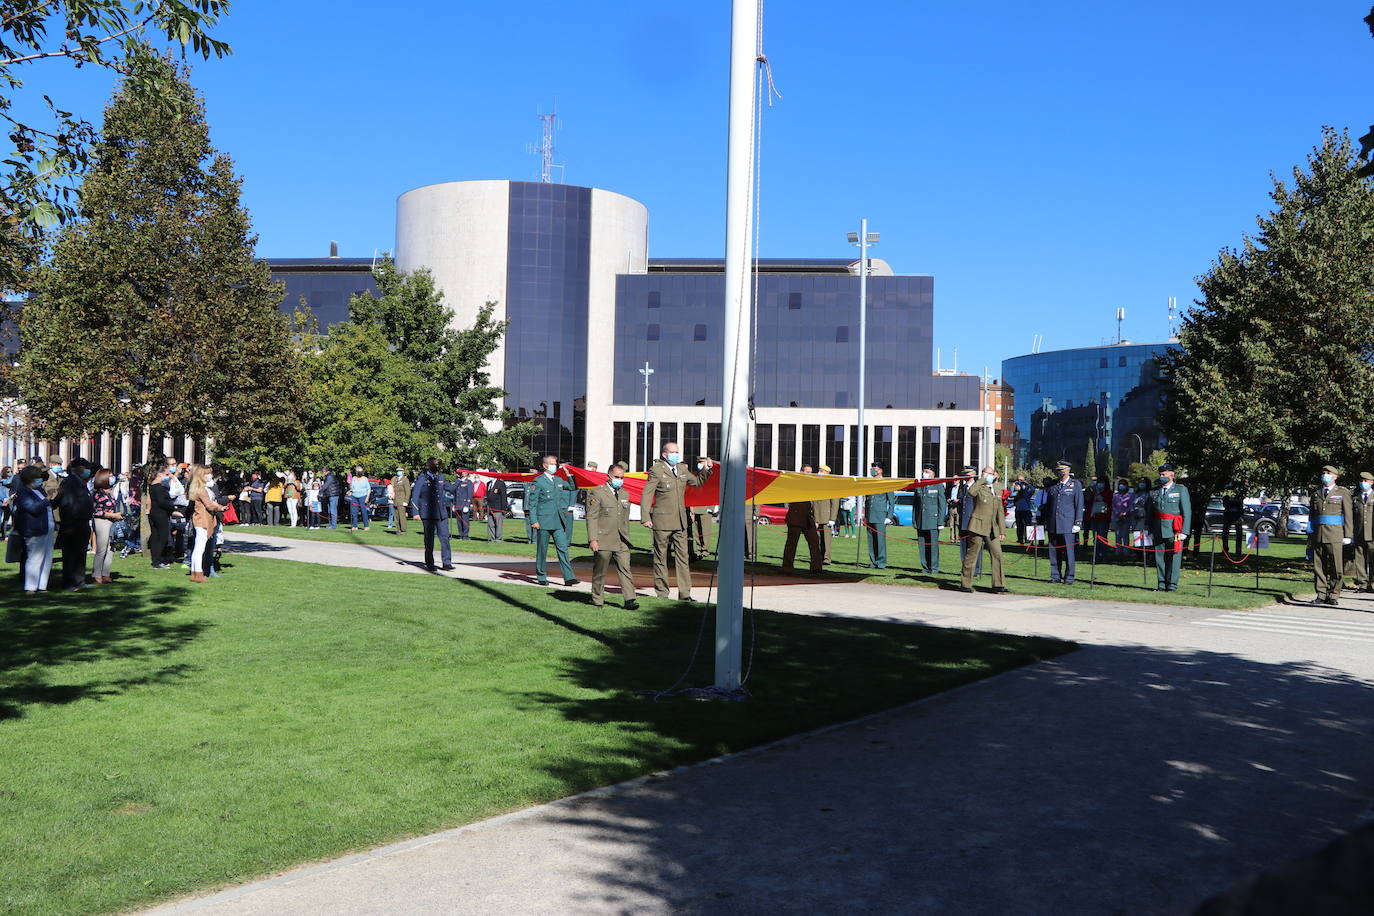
[1001,342,1175,470]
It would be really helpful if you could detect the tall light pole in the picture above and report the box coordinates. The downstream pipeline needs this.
[714,0,758,692]
[848,221,879,479]
[638,361,654,471]
[1130,432,1144,467]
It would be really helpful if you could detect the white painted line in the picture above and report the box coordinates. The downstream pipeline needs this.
[1193,620,1374,644]
[1213,613,1374,634]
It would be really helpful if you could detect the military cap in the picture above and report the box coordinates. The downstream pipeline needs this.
[1158,462,1176,471]
[1360,471,1374,482]
[922,463,937,472]
[962,464,977,473]
[1322,464,1340,475]
[1055,460,1072,470]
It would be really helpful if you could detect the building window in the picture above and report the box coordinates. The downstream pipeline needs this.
[945,426,964,473]
[1118,356,1127,367]
[648,290,660,309]
[897,426,917,479]
[826,424,844,473]
[849,425,862,475]
[659,422,678,452]
[801,424,821,470]
[707,423,722,460]
[753,424,773,468]
[777,424,797,471]
[970,427,982,468]
[613,421,631,468]
[647,324,660,341]
[873,426,893,475]
[1099,357,1109,368]
[1033,382,1040,393]
[635,422,654,472]
[788,291,802,310]
[835,326,849,343]
[694,323,707,342]
[922,425,941,476]
[684,423,702,463]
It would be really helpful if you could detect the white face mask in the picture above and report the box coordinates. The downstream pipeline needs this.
[544,464,557,475]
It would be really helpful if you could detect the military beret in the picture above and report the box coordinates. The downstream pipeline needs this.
[1322,464,1340,475]
[1360,471,1373,482]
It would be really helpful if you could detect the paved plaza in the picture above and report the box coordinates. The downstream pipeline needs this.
[146,533,1374,914]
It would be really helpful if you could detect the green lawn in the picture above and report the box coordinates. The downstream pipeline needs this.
[0,555,1070,915]
[242,518,1317,610]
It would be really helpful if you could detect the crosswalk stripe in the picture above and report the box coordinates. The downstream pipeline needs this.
[1193,620,1374,644]
[1210,612,1374,634]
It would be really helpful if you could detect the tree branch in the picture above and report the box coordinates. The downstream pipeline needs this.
[0,0,61,30]
[1,15,153,66]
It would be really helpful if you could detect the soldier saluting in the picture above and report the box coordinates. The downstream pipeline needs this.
[1311,464,1353,606]
[1145,462,1191,592]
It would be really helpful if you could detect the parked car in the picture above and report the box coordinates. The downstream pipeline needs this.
[890,492,915,527]
[507,483,587,520]
[754,504,788,525]
[1285,503,1310,535]
[1203,498,1281,536]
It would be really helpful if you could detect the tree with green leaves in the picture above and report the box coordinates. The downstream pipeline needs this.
[1160,128,1374,494]
[1083,438,1097,480]
[16,52,302,452]
[1,1,230,295]
[345,259,537,470]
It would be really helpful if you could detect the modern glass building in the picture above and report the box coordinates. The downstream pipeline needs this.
[1001,341,1176,470]
[267,256,380,328]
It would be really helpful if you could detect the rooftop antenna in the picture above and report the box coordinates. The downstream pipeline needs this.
[1167,296,1177,339]
[528,106,565,183]
[1116,307,1125,344]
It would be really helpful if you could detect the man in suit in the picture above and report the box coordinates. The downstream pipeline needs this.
[862,463,897,569]
[689,457,716,561]
[1145,462,1192,592]
[638,442,713,600]
[391,467,412,535]
[451,473,474,540]
[811,464,841,566]
[914,464,948,574]
[959,466,1009,593]
[411,458,454,571]
[528,455,580,587]
[586,464,640,609]
[484,474,509,542]
[1045,459,1085,585]
[953,465,983,579]
[1350,471,1374,594]
[783,492,822,574]
[1310,463,1353,605]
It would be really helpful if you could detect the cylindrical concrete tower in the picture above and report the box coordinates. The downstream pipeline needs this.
[396,180,648,465]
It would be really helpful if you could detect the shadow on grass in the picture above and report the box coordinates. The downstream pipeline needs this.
[0,574,205,720]
[509,643,1374,914]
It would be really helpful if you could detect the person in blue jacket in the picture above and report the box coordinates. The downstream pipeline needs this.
[11,465,55,593]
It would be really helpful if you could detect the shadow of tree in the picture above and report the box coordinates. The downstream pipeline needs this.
[0,578,206,720]
[484,601,1374,914]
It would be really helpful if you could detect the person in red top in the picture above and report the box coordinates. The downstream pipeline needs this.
[472,475,488,521]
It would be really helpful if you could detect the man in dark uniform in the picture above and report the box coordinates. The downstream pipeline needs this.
[1045,459,1084,585]
[1350,470,1374,593]
[782,496,822,573]
[914,464,947,574]
[1310,464,1353,605]
[1145,462,1192,592]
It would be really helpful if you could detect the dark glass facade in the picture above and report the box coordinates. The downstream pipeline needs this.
[1002,342,1174,469]
[613,273,978,410]
[267,258,380,328]
[504,182,592,463]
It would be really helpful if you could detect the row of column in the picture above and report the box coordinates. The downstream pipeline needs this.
[3,431,204,473]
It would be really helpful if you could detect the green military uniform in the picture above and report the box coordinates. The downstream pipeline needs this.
[528,470,578,585]
[1351,472,1374,592]
[392,473,412,534]
[959,478,1006,591]
[863,487,898,568]
[1145,472,1191,591]
[1311,465,1354,603]
[638,457,712,599]
[914,475,948,574]
[810,489,840,565]
[586,481,637,607]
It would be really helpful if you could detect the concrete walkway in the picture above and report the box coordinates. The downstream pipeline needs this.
[145,532,1374,915]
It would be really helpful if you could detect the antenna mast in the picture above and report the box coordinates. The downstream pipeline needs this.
[529,107,564,183]
[1167,296,1177,339]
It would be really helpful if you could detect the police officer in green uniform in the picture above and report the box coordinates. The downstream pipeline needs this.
[1311,464,1353,605]
[1145,462,1191,592]
[528,455,580,587]
[1350,470,1374,593]
[913,464,948,574]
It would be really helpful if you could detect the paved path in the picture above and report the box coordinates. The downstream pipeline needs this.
[146,532,1374,915]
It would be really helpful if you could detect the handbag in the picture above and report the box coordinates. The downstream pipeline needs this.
[223,502,239,525]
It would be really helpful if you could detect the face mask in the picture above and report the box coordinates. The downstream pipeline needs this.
[1137,483,1147,491]
[697,462,705,470]
[665,453,681,466]
[1321,473,1335,485]
[79,468,91,480]
[1362,481,1371,491]
[984,474,996,485]
[609,478,623,490]
[544,465,557,475]
[1118,485,1127,492]
[1158,477,1168,486]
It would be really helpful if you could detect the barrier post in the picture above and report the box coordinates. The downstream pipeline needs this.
[1090,533,1098,591]
[1033,527,1039,579]
[1141,531,1148,586]
[1207,533,1216,598]
[1255,530,1261,591]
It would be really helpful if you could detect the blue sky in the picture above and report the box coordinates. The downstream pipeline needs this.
[16,1,1373,375]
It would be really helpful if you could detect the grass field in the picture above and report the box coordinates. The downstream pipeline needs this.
[0,555,1071,915]
[240,517,1318,610]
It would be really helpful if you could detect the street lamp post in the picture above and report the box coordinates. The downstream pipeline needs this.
[638,361,654,471]
[848,221,879,477]
[1130,432,1144,467]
